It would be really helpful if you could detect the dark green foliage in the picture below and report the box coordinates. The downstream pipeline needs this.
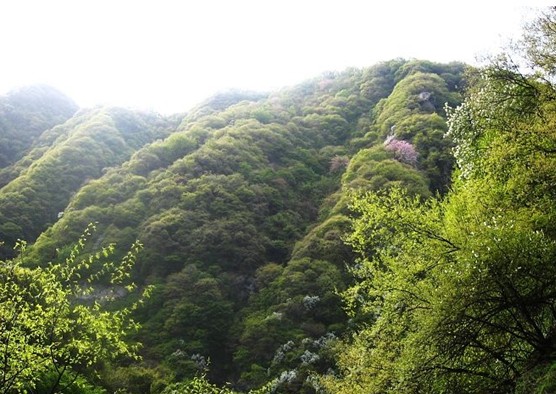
[141,265,234,381]
[32,370,107,394]
[4,14,555,391]
[235,258,344,363]
[0,60,463,391]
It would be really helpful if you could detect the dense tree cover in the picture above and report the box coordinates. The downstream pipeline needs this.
[0,107,173,259]
[0,85,78,173]
[0,58,463,392]
[322,8,556,393]
[158,374,273,394]
[0,224,148,393]
[4,12,555,392]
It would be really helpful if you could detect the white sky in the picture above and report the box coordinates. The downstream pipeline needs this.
[0,1,548,114]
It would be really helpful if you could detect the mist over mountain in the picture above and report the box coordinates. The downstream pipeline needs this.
[0,85,78,170]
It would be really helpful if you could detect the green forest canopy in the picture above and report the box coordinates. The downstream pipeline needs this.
[1,8,556,393]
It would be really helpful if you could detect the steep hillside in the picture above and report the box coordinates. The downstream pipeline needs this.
[0,106,175,258]
[231,61,463,391]
[8,59,465,391]
[322,10,556,393]
[3,8,556,393]
[0,85,78,174]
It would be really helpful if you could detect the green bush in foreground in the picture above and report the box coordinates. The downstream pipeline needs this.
[0,223,150,393]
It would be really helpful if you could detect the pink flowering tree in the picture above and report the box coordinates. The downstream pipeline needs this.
[385,138,418,165]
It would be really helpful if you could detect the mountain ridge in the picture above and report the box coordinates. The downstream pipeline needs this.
[0,59,466,391]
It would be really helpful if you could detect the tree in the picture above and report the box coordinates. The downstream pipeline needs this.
[323,184,556,393]
[323,8,556,392]
[384,137,418,165]
[0,224,150,393]
[160,374,274,394]
[521,7,556,80]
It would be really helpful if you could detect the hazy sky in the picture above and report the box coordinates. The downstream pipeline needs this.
[0,1,548,113]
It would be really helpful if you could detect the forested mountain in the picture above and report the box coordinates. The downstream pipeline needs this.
[0,106,175,259]
[0,59,464,392]
[2,9,556,393]
[0,85,78,173]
